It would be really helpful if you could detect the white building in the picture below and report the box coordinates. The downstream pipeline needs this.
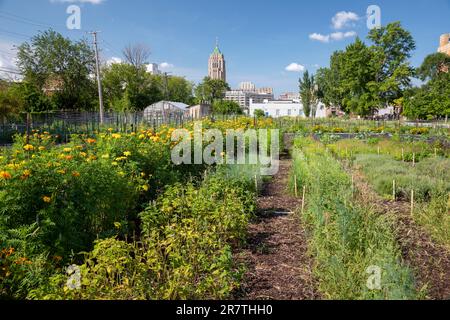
[225,90,274,111]
[147,63,161,75]
[249,99,327,118]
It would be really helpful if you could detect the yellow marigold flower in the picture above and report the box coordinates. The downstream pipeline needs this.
[112,134,121,139]
[102,154,110,159]
[21,170,31,179]
[72,171,80,178]
[23,144,34,151]
[57,169,66,175]
[115,156,127,162]
[0,171,12,180]
[139,134,146,139]
[112,161,118,166]
[123,151,132,157]
[38,146,46,151]
[108,128,114,132]
[118,171,125,177]
[63,148,72,153]
[80,152,87,157]
[142,184,149,192]
[43,196,52,203]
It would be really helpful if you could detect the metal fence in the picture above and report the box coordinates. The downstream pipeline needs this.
[0,111,188,145]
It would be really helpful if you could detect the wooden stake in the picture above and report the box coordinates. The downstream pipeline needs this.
[377,146,380,155]
[393,180,396,201]
[301,186,306,215]
[294,175,298,197]
[255,175,258,193]
[410,189,414,217]
[412,153,416,167]
[402,148,404,162]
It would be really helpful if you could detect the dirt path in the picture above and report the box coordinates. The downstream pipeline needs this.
[234,156,320,300]
[351,169,450,300]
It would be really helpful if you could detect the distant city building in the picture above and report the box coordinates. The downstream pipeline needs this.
[147,63,161,75]
[438,33,450,56]
[256,87,274,95]
[225,90,274,111]
[208,41,226,82]
[249,99,327,118]
[279,92,300,101]
[239,82,256,91]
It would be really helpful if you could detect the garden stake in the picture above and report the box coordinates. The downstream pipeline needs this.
[294,175,298,197]
[411,189,414,217]
[393,180,396,201]
[301,186,306,215]
[402,148,404,162]
[413,153,416,167]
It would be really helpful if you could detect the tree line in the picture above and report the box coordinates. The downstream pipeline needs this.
[300,22,450,120]
[0,30,242,117]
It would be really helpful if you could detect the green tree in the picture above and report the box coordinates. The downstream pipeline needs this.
[17,30,97,111]
[165,76,195,105]
[299,70,316,118]
[195,77,230,104]
[253,109,266,118]
[212,100,243,115]
[368,22,416,108]
[403,53,450,120]
[103,63,162,111]
[416,52,450,81]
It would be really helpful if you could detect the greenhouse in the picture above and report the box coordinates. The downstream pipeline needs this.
[143,101,189,123]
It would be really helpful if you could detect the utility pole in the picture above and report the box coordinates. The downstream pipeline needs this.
[89,31,105,124]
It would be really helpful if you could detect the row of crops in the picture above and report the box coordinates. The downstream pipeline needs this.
[0,118,272,299]
[290,136,449,299]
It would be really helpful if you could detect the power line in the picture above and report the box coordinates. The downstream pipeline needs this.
[0,10,67,30]
[0,28,32,40]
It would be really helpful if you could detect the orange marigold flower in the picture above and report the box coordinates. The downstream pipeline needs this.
[86,138,96,144]
[0,171,12,180]
[43,196,52,203]
[72,171,80,178]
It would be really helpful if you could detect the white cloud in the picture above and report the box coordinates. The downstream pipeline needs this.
[159,62,174,69]
[332,11,359,30]
[330,31,357,41]
[50,0,105,4]
[106,57,122,66]
[310,31,357,43]
[285,63,305,72]
[309,33,330,43]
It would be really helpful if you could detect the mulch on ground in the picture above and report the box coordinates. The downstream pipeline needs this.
[234,156,320,300]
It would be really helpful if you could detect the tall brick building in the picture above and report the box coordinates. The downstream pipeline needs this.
[438,33,450,56]
[208,40,226,82]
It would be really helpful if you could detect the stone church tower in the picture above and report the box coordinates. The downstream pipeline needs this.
[438,33,450,56]
[208,40,226,82]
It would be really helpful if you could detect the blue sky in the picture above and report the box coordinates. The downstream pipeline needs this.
[0,0,449,96]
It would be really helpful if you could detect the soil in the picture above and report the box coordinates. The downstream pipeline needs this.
[351,168,450,300]
[234,155,320,300]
